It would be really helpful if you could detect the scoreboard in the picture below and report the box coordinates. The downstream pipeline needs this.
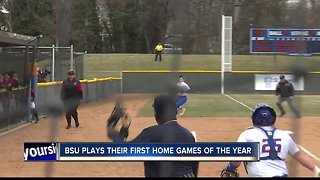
[250,29,320,54]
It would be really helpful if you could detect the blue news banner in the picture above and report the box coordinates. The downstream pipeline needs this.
[24,142,259,162]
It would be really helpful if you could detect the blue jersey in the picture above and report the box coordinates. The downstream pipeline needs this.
[112,120,199,177]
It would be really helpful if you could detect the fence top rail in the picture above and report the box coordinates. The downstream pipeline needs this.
[37,77,121,87]
[85,71,122,73]
[38,82,62,87]
[122,70,320,74]
[122,70,221,73]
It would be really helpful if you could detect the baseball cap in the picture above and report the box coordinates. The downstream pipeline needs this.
[67,70,75,75]
[280,75,285,79]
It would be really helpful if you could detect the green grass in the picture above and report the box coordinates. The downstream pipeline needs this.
[138,94,320,117]
[230,94,320,117]
[36,53,320,79]
[85,54,320,72]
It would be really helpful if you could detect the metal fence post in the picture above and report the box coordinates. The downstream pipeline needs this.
[120,71,123,93]
[70,44,74,70]
[52,44,55,82]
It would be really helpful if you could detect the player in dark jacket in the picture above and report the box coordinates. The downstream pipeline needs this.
[60,70,83,129]
[275,75,301,118]
[108,94,199,177]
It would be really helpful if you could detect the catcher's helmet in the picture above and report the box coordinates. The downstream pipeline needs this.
[251,104,277,126]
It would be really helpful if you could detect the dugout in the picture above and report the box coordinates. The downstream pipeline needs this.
[0,31,39,132]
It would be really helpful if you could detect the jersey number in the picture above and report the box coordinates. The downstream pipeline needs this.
[261,138,282,153]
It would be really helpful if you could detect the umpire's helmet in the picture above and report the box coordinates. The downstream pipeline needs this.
[251,104,277,126]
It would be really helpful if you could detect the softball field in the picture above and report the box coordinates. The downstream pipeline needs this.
[0,94,319,177]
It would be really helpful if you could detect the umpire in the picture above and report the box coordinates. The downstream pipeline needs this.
[108,94,199,177]
[60,70,83,129]
[275,75,301,118]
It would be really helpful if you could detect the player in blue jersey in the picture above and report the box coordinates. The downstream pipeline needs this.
[176,75,190,116]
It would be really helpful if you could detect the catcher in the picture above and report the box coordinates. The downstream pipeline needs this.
[107,94,199,177]
[220,103,320,178]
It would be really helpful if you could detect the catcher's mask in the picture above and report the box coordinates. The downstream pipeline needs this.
[251,104,276,126]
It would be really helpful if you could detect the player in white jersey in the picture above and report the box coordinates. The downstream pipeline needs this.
[176,75,190,116]
[221,103,320,177]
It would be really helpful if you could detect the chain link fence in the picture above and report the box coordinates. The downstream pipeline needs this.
[26,45,85,82]
[0,45,87,133]
[35,78,121,120]
[0,46,33,133]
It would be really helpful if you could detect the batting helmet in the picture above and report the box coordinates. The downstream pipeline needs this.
[251,104,277,126]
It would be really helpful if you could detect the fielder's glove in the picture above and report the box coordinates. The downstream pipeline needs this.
[107,100,131,141]
[220,168,239,178]
[220,164,240,178]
